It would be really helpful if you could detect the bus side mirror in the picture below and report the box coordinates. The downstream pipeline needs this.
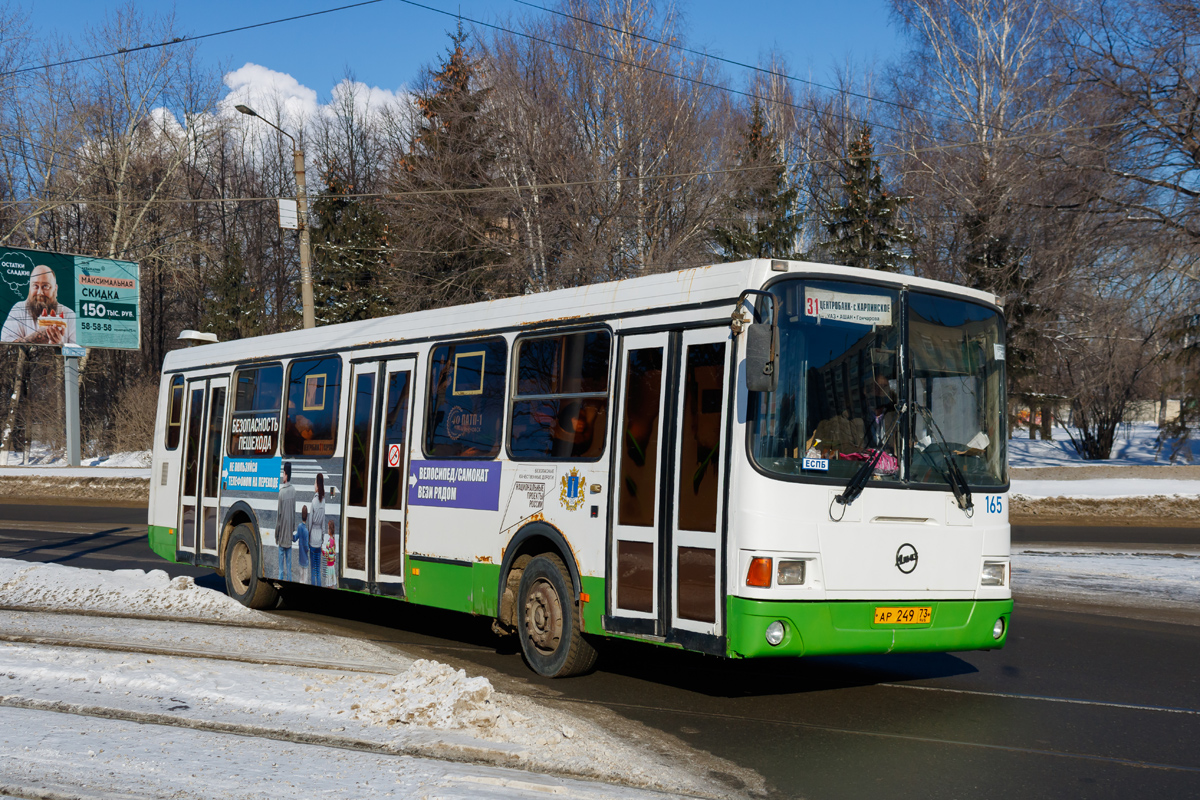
[745,323,778,393]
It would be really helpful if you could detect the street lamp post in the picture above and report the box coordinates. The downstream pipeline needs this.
[235,104,316,329]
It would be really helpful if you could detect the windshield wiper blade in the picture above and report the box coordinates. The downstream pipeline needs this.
[831,407,903,519]
[915,403,974,515]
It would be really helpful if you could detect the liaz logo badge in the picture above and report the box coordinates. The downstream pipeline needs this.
[560,467,585,511]
[895,543,918,574]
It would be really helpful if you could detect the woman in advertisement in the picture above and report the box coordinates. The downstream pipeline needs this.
[309,473,329,585]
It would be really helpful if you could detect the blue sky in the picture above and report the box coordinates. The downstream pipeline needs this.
[24,0,907,104]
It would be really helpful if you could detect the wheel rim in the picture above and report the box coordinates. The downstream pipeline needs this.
[230,541,253,595]
[524,576,563,656]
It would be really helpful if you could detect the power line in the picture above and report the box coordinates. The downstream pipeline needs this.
[0,0,384,78]
[392,0,954,144]
[0,115,1127,210]
[507,0,997,134]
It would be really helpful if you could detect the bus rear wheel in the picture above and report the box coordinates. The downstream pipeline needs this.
[516,554,598,678]
[223,524,278,609]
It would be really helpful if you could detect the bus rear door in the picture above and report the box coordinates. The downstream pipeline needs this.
[177,376,227,566]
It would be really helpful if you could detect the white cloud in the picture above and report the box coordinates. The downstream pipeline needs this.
[220,62,321,128]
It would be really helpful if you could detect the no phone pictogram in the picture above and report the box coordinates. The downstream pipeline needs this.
[387,443,402,468]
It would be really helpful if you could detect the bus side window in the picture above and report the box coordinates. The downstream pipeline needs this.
[509,330,610,460]
[283,356,342,458]
[229,364,284,457]
[424,338,507,458]
[165,375,184,450]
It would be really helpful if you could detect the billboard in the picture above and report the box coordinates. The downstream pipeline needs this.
[0,246,139,350]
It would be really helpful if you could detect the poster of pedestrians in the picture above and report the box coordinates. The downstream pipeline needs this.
[222,457,342,587]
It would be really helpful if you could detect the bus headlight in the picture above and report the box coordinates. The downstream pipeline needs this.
[981,561,1007,586]
[777,560,806,585]
[993,618,1005,639]
[765,621,786,646]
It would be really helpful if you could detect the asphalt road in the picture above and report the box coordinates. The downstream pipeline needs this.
[2,504,1198,799]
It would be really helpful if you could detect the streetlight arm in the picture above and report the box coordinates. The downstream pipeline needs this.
[234,103,296,149]
[234,102,315,330]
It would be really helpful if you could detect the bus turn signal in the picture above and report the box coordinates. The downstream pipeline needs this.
[746,557,773,587]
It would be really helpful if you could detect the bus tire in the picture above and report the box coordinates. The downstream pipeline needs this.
[223,524,278,610]
[516,553,597,678]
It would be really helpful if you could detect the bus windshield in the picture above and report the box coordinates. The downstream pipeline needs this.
[749,279,1006,488]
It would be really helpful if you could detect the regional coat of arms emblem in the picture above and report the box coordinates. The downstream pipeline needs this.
[560,467,585,511]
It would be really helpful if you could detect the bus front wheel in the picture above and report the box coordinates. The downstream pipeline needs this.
[223,524,279,609]
[516,554,598,678]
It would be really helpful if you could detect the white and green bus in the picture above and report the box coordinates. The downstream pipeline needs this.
[149,259,1012,677]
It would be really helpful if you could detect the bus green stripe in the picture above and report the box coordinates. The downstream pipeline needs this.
[148,525,177,562]
[726,597,1013,658]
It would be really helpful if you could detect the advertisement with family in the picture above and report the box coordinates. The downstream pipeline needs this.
[222,456,342,587]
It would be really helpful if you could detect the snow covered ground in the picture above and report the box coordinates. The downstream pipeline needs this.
[1012,548,1200,612]
[1009,478,1200,499]
[1,446,151,470]
[0,559,754,800]
[1009,423,1195,467]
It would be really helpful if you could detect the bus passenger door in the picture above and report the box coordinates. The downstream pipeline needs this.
[607,332,669,635]
[198,377,228,565]
[177,381,207,563]
[374,359,414,596]
[342,364,379,588]
[668,329,731,645]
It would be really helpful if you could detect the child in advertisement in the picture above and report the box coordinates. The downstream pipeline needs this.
[294,506,310,583]
[323,520,337,588]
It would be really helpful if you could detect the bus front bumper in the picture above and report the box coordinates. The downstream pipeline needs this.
[726,597,1012,659]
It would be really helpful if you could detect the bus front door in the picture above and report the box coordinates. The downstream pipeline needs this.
[608,328,730,650]
[608,333,669,635]
[668,329,730,646]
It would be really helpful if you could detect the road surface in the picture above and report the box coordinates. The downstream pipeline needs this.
[2,503,1197,799]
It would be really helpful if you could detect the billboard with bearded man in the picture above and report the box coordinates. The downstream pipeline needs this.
[0,247,139,350]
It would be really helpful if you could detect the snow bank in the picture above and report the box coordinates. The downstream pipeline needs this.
[1010,478,1200,499]
[357,660,497,729]
[1009,423,1195,467]
[0,559,268,623]
[1013,548,1200,610]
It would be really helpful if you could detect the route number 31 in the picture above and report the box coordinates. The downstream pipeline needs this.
[985,495,1003,514]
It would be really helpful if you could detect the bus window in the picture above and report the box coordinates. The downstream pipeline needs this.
[203,388,225,500]
[677,342,726,533]
[510,330,610,460]
[283,357,342,457]
[424,338,506,458]
[182,388,204,497]
[165,375,184,450]
[380,371,411,511]
[617,348,663,527]
[229,364,283,457]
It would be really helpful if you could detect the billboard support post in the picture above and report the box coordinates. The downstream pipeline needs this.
[62,344,84,467]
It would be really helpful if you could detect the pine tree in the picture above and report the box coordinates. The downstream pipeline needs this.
[821,125,909,272]
[204,235,265,341]
[311,165,390,325]
[388,24,509,309]
[712,102,803,261]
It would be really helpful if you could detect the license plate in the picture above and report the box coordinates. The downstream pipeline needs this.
[874,606,932,625]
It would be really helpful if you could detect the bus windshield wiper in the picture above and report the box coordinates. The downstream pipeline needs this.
[831,407,903,520]
[914,402,974,515]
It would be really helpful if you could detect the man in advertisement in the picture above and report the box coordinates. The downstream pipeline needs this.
[1,264,77,345]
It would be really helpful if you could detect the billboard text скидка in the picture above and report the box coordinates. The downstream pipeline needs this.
[0,246,139,350]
